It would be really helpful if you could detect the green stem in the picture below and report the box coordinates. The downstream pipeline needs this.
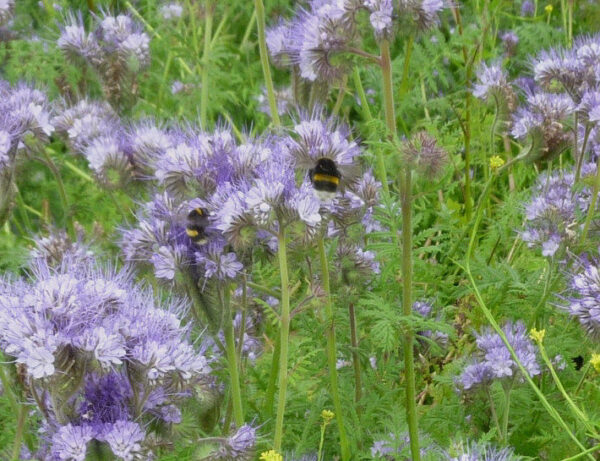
[352,68,373,122]
[11,404,27,461]
[349,303,362,408]
[501,383,512,441]
[575,123,591,183]
[254,0,281,127]
[398,35,415,99]
[332,75,347,117]
[579,153,600,245]
[246,281,280,299]
[264,333,281,417]
[567,0,573,47]
[40,149,75,238]
[273,227,291,450]
[538,342,598,437]
[318,237,350,461]
[223,284,244,426]
[317,423,327,461]
[401,168,420,460]
[465,175,594,459]
[200,1,213,128]
[562,443,600,461]
[486,387,502,441]
[379,39,395,198]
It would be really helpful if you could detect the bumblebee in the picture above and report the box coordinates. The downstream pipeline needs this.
[572,355,584,371]
[186,207,209,245]
[309,158,341,200]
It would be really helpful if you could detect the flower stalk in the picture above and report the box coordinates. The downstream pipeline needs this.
[318,237,350,460]
[401,165,420,461]
[200,1,214,128]
[273,227,291,450]
[254,0,281,127]
[222,283,244,426]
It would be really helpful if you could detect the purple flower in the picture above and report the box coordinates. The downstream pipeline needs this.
[457,321,540,392]
[521,164,595,256]
[57,12,101,61]
[102,420,146,460]
[398,0,446,32]
[447,440,521,460]
[365,0,394,39]
[472,62,511,101]
[160,2,184,20]
[213,424,256,460]
[51,424,93,461]
[521,0,534,16]
[500,31,519,56]
[564,257,600,339]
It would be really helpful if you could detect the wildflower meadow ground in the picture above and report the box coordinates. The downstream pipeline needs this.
[1,0,600,459]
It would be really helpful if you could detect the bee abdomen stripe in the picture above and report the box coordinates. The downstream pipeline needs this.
[312,173,340,185]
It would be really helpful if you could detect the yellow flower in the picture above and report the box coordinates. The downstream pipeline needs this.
[489,155,505,170]
[590,353,600,372]
[260,450,283,461]
[321,409,335,424]
[529,328,546,343]
[545,4,553,14]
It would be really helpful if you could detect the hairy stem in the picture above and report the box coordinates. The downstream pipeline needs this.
[223,284,244,426]
[318,237,350,460]
[538,341,598,437]
[274,227,291,450]
[200,1,213,128]
[486,387,502,441]
[254,0,281,127]
[378,39,395,198]
[11,404,26,461]
[349,303,362,408]
[401,168,420,460]
[264,333,281,417]
[40,148,75,238]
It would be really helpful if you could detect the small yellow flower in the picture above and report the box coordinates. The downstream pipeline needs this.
[590,353,600,372]
[545,4,553,14]
[260,450,283,461]
[490,155,505,170]
[529,328,546,343]
[321,409,335,424]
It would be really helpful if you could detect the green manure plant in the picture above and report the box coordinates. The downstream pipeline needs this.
[2,0,600,460]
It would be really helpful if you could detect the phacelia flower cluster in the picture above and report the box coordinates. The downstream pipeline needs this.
[445,440,522,460]
[58,12,151,107]
[0,80,54,226]
[53,99,173,187]
[266,0,446,84]
[0,0,14,27]
[473,62,517,122]
[0,256,211,459]
[564,257,600,339]
[457,321,540,392]
[521,163,596,257]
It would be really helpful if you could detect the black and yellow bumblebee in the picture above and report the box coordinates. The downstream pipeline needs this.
[186,207,209,245]
[309,158,341,200]
[572,355,584,371]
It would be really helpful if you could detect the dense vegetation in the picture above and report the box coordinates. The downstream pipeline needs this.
[1,0,600,459]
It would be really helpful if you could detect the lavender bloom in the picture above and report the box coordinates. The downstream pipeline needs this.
[51,424,93,461]
[267,1,360,83]
[0,257,211,458]
[521,164,595,256]
[521,0,534,17]
[0,0,14,27]
[397,0,447,32]
[30,229,93,267]
[160,2,184,20]
[500,31,519,57]
[102,420,147,460]
[577,89,600,123]
[371,432,440,458]
[564,257,600,339]
[446,440,522,460]
[473,61,517,122]
[364,0,394,40]
[212,424,256,460]
[511,90,574,162]
[457,321,540,391]
[57,12,151,105]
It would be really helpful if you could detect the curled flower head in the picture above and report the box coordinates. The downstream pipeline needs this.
[397,0,447,33]
[404,131,448,178]
[511,90,575,162]
[473,62,517,117]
